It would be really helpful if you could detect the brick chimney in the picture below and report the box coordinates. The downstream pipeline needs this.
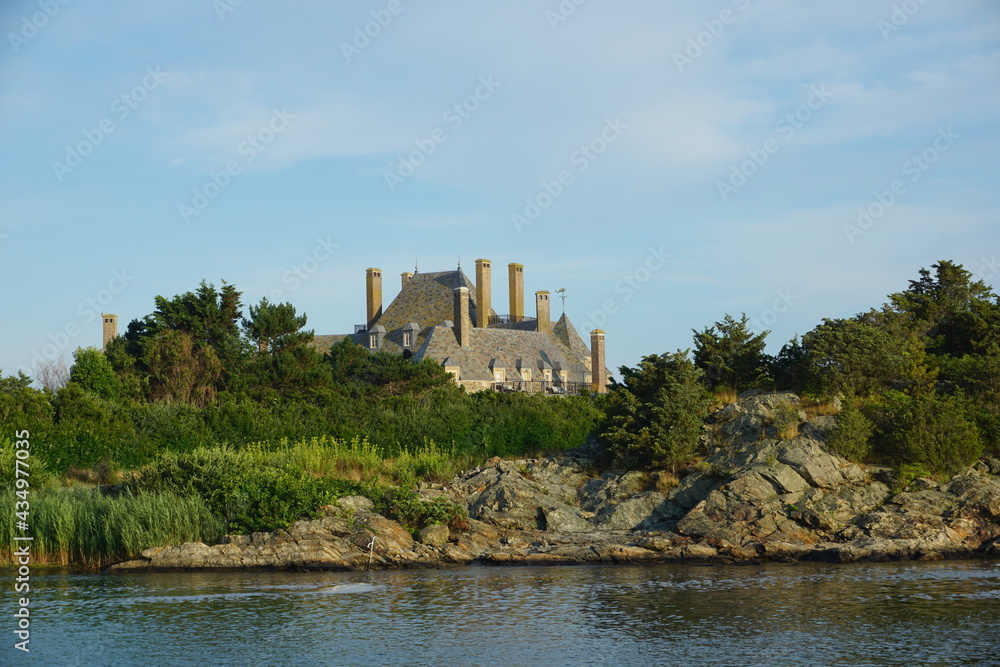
[535,291,551,334]
[401,271,414,290]
[365,267,382,329]
[475,258,491,327]
[453,286,472,348]
[590,329,607,394]
[508,262,524,323]
[102,314,118,351]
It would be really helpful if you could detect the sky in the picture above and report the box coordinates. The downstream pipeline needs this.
[1,0,998,379]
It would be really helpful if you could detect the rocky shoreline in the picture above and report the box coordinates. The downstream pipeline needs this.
[110,393,1000,573]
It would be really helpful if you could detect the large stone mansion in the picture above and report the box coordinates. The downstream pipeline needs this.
[313,259,609,394]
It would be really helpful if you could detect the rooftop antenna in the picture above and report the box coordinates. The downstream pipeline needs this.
[555,287,568,314]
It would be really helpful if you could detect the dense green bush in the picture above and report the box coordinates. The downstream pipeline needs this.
[827,398,875,462]
[868,390,983,477]
[367,487,469,533]
[135,448,360,533]
[599,351,711,470]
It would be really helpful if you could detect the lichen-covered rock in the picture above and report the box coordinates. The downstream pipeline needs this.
[417,524,450,546]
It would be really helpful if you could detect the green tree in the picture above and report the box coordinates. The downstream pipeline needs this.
[827,395,875,462]
[241,299,329,397]
[798,309,935,396]
[325,339,455,398]
[241,298,311,351]
[935,346,1000,455]
[868,390,982,477]
[0,370,53,428]
[144,330,223,407]
[125,280,249,395]
[599,351,711,470]
[69,347,123,401]
[889,260,1000,356]
[692,314,771,392]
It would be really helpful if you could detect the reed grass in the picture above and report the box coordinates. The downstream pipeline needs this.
[0,486,223,569]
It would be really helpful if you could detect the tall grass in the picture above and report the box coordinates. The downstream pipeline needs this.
[248,436,475,487]
[0,486,222,569]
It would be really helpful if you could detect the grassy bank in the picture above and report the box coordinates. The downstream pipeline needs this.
[0,435,492,568]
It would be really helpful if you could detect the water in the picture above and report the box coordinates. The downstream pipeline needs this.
[4,560,999,666]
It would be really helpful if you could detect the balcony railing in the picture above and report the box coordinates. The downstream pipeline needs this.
[491,380,590,395]
[488,314,537,326]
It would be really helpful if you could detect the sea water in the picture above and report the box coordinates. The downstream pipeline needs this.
[3,560,998,666]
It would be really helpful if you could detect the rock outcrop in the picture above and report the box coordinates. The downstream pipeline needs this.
[109,393,1000,573]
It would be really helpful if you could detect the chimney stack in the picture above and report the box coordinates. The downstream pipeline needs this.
[535,291,551,334]
[508,262,524,323]
[475,259,491,327]
[102,314,118,351]
[453,286,472,348]
[401,272,414,290]
[590,330,607,394]
[366,268,382,329]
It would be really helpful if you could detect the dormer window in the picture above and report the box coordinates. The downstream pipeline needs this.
[368,324,386,350]
[401,322,420,350]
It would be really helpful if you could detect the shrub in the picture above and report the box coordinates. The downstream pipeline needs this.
[828,399,875,462]
[368,487,469,533]
[770,402,801,440]
[135,447,357,533]
[869,390,982,477]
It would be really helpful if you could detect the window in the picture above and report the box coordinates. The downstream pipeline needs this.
[369,334,377,349]
[403,332,412,347]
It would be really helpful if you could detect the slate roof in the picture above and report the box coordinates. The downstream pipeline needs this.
[412,323,589,382]
[312,267,607,384]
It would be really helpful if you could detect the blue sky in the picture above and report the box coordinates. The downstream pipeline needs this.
[2,0,998,379]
